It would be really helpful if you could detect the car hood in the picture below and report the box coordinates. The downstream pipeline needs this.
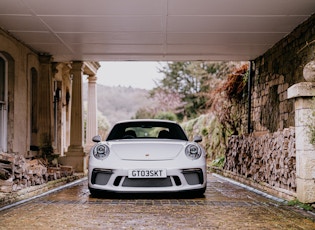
[108,140,186,160]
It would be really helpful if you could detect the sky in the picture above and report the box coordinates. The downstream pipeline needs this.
[95,61,167,90]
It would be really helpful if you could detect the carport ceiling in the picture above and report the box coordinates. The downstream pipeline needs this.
[0,0,314,61]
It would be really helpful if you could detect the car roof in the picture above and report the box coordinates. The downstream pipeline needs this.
[114,119,179,125]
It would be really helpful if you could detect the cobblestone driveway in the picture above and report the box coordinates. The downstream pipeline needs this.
[0,174,314,230]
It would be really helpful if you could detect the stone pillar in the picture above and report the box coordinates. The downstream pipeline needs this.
[60,61,86,172]
[287,61,315,203]
[85,75,98,151]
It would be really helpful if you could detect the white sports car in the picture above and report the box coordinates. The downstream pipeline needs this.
[88,119,207,196]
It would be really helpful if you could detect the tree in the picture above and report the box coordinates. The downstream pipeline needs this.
[210,63,249,136]
[151,61,240,120]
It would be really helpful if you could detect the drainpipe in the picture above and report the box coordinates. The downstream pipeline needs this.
[53,81,60,148]
[247,61,253,134]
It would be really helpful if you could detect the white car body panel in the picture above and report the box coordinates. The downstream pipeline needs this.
[111,140,184,160]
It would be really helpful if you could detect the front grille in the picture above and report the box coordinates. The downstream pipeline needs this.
[91,169,112,185]
[182,169,204,185]
[122,177,172,187]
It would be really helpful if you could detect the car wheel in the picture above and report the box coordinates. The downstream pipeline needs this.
[193,187,206,198]
[89,187,102,197]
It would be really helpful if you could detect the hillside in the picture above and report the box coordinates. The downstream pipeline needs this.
[83,84,154,125]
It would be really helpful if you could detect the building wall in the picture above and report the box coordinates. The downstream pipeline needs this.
[0,28,73,159]
[0,28,40,156]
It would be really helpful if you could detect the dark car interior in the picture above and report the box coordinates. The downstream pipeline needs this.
[106,121,188,141]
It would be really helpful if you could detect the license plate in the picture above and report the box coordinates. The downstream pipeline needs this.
[128,169,167,178]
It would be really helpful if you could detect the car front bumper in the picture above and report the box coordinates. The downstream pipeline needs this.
[88,160,207,193]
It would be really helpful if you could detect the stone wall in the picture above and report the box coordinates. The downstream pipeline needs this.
[252,74,292,132]
[250,13,315,133]
[224,128,296,195]
[223,14,315,201]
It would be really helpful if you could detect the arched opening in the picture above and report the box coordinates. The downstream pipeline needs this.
[0,54,8,152]
[30,67,39,153]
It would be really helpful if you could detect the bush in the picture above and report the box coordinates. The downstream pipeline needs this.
[211,156,225,168]
[133,108,155,119]
[154,111,178,121]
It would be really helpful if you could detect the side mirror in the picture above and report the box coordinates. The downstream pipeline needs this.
[92,135,101,143]
[193,135,202,143]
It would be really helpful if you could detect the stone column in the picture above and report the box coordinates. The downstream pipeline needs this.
[287,61,315,203]
[85,75,98,151]
[60,61,86,172]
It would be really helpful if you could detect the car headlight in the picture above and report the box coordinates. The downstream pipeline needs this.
[185,144,201,160]
[93,144,110,160]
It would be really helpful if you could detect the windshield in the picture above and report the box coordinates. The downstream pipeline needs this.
[106,121,188,141]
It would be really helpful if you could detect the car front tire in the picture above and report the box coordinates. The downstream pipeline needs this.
[89,187,103,197]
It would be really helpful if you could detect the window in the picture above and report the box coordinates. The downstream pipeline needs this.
[0,57,4,103]
[0,55,7,152]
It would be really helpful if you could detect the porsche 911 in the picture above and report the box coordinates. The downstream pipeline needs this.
[88,119,207,196]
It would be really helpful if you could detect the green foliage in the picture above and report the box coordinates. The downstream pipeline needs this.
[181,117,200,139]
[287,199,314,211]
[133,107,155,119]
[158,62,203,95]
[181,114,229,161]
[201,127,208,136]
[153,61,236,120]
[209,64,249,137]
[211,156,225,168]
[154,111,178,121]
[180,65,248,162]
[180,66,251,163]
